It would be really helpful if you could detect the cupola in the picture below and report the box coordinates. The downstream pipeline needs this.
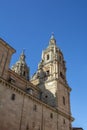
[49,33,56,46]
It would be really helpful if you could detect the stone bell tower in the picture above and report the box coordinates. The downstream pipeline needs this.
[31,34,73,129]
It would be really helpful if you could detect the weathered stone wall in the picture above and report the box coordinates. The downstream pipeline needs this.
[0,81,23,130]
[0,78,58,130]
[0,39,15,79]
[58,114,71,130]
[57,81,71,114]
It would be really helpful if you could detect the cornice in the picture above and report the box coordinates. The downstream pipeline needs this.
[0,77,73,121]
[57,108,74,122]
[9,69,40,91]
[57,78,72,92]
[0,38,16,53]
[0,77,56,112]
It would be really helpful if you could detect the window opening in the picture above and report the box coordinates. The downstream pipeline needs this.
[23,71,25,76]
[45,95,48,98]
[26,125,29,130]
[11,94,15,101]
[46,70,50,76]
[33,104,37,111]
[47,54,49,60]
[26,88,33,95]
[63,119,66,124]
[50,113,53,119]
[60,72,64,79]
[63,96,65,105]
[32,122,35,128]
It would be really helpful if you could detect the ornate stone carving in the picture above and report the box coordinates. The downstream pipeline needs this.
[11,50,29,80]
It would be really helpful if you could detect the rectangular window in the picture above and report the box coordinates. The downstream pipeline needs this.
[63,119,65,124]
[32,122,35,128]
[60,72,65,79]
[63,96,65,105]
[11,94,15,101]
[33,104,37,111]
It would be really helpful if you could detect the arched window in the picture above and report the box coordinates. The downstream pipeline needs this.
[46,70,50,76]
[26,125,29,130]
[50,113,53,119]
[47,54,49,60]
[23,71,25,76]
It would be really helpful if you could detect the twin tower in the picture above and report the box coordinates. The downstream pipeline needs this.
[0,34,83,130]
[12,34,72,119]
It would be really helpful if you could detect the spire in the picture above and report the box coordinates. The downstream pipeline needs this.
[49,33,56,46]
[21,49,25,55]
[20,49,26,61]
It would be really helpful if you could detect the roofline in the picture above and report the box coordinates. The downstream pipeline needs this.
[73,128,84,130]
[0,38,16,53]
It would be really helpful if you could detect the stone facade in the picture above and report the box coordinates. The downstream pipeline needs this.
[0,35,82,130]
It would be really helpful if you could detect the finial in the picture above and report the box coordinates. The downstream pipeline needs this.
[20,49,26,61]
[49,32,56,46]
[21,48,25,55]
[50,32,55,39]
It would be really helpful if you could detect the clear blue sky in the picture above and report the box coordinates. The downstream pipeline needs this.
[0,0,87,129]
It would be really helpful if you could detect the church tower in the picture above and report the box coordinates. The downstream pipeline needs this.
[11,50,29,80]
[31,34,73,129]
